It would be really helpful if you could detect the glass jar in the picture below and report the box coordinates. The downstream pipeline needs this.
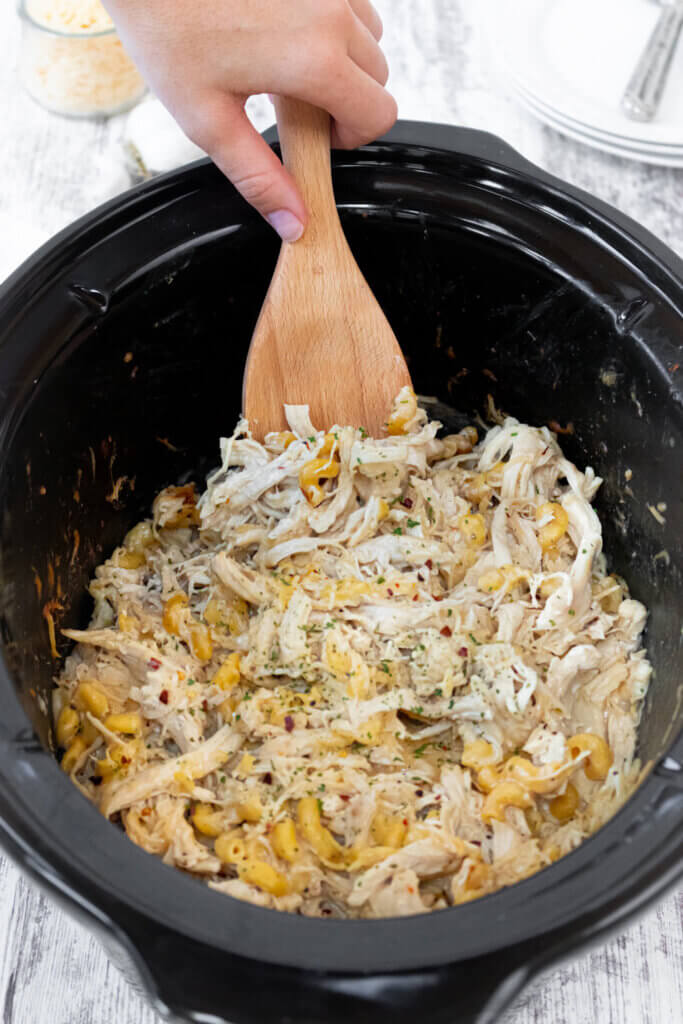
[18,0,146,118]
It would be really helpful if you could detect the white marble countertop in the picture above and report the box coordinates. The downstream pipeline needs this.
[0,2,681,1022]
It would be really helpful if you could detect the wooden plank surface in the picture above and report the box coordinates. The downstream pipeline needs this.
[0,1,681,1022]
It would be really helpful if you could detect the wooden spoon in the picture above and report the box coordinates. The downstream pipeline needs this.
[242,98,412,441]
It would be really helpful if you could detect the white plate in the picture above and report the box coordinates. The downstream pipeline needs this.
[514,87,683,166]
[511,80,683,159]
[493,0,683,148]
[511,77,683,152]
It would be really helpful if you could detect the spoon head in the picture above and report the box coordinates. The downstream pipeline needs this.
[243,235,412,440]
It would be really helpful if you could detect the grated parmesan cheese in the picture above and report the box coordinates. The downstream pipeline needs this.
[20,0,145,117]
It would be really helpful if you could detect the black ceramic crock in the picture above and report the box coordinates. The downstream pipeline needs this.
[0,123,681,1024]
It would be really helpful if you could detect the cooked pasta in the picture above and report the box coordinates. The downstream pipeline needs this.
[54,389,651,917]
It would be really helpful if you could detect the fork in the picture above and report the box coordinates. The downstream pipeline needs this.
[621,0,683,121]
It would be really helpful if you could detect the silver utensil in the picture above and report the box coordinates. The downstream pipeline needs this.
[621,0,683,122]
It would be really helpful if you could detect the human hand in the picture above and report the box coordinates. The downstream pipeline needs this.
[103,0,396,241]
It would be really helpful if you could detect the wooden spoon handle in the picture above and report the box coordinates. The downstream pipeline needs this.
[274,97,340,244]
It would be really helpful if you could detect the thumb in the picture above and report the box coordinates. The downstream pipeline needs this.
[209,102,306,242]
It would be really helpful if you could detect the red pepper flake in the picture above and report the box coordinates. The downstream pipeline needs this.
[412,594,419,601]
[407,886,415,894]
[435,794,441,800]
[458,647,468,657]
[440,625,452,637]
[417,573,424,582]
[425,559,433,570]
[263,772,273,785]
[415,788,424,797]
[140,807,152,817]
[402,818,408,825]
[402,497,413,509]
[120,756,130,765]
[387,588,394,597]
[202,699,209,712]
[340,794,350,802]
[434,595,443,602]
[284,715,294,732]
[148,657,161,670]
[159,689,169,704]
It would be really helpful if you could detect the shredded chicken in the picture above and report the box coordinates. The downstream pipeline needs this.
[54,389,650,918]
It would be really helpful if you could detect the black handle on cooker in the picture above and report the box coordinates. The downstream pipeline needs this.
[100,915,535,1024]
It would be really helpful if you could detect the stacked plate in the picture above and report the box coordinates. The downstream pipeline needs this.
[488,0,683,166]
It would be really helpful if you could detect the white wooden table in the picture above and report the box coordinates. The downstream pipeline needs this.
[0,2,681,1022]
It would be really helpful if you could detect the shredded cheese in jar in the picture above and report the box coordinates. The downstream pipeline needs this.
[19,0,146,117]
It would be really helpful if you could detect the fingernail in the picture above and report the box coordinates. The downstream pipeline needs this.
[267,210,304,243]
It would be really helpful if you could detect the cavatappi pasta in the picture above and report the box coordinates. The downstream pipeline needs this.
[54,389,651,917]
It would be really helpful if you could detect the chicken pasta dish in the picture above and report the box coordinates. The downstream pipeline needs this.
[55,389,651,917]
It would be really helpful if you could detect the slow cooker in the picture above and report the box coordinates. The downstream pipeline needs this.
[0,122,680,1024]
